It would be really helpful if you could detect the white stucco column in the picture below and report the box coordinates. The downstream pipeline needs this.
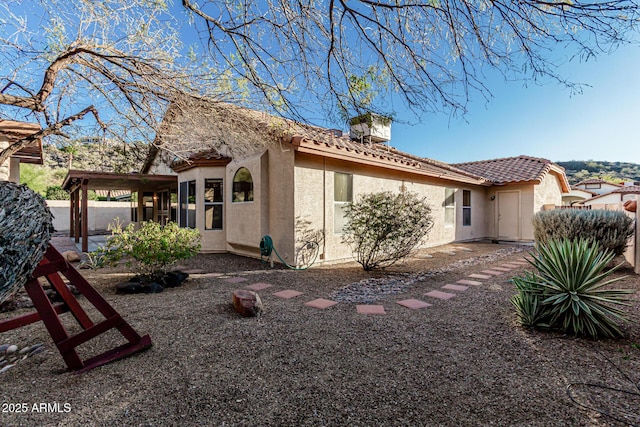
[0,138,10,182]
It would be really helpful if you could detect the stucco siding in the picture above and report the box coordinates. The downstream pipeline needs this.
[294,153,488,264]
[534,172,563,212]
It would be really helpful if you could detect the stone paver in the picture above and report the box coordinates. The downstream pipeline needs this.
[396,299,432,310]
[481,270,503,276]
[356,305,386,314]
[198,272,225,278]
[425,290,456,300]
[183,269,206,274]
[305,298,338,309]
[469,273,492,280]
[443,284,469,292]
[246,282,273,291]
[225,277,249,284]
[456,279,482,286]
[492,266,514,272]
[501,263,521,268]
[273,289,303,299]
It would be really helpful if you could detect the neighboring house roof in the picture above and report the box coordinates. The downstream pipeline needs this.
[0,120,43,165]
[581,184,640,203]
[569,186,598,196]
[574,178,622,187]
[453,155,570,192]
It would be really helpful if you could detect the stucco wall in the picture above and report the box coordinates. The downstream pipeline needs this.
[46,200,133,232]
[293,153,489,264]
[534,172,563,212]
[225,152,265,253]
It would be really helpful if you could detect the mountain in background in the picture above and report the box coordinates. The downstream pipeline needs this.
[556,160,640,185]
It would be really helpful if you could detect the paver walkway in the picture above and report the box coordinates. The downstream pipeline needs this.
[220,257,533,315]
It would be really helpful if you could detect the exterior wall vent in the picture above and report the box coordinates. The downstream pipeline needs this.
[349,113,391,143]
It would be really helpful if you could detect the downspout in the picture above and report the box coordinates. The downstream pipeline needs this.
[322,156,326,260]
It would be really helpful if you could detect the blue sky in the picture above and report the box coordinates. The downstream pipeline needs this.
[389,44,640,165]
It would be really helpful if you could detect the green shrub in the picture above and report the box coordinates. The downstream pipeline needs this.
[532,209,634,256]
[45,185,70,200]
[342,191,434,270]
[511,239,633,338]
[100,220,201,282]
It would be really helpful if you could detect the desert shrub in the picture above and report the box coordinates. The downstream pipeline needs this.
[342,191,434,271]
[511,239,633,338]
[100,220,201,282]
[532,209,634,256]
[45,185,70,200]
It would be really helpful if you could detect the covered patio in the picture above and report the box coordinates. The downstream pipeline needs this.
[61,170,177,252]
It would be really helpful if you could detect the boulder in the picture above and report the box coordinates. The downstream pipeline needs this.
[232,289,263,317]
[624,200,637,213]
[62,251,82,262]
[116,282,145,294]
[162,271,189,288]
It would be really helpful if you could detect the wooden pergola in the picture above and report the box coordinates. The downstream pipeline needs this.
[61,170,177,252]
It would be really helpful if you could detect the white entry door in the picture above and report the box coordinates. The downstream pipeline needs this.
[497,191,520,240]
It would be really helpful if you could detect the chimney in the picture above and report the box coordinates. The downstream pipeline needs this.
[349,113,391,143]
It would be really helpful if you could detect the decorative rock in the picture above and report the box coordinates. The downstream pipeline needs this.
[232,289,263,317]
[18,346,30,355]
[5,345,18,355]
[0,364,14,373]
[162,271,189,288]
[0,344,10,353]
[116,282,146,294]
[29,346,46,356]
[143,282,164,294]
[62,250,82,262]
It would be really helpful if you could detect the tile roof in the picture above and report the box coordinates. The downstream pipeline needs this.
[291,130,490,186]
[611,185,640,194]
[453,155,559,185]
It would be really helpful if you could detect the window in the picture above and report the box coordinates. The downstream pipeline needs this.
[232,167,254,202]
[444,188,455,226]
[334,172,353,233]
[462,190,471,226]
[204,179,223,230]
[179,180,196,228]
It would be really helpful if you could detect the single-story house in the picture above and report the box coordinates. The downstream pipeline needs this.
[580,184,640,207]
[562,187,598,206]
[0,120,42,182]
[572,178,623,195]
[145,101,570,265]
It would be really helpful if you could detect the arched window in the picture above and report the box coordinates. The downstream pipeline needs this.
[232,167,254,202]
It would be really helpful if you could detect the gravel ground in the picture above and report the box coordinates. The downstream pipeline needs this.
[1,241,640,426]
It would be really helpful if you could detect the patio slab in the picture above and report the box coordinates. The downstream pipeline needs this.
[245,282,273,291]
[500,263,521,268]
[182,268,206,274]
[396,299,432,310]
[468,273,492,280]
[356,305,387,314]
[456,279,482,286]
[425,290,456,300]
[443,284,469,292]
[273,289,303,299]
[225,277,249,284]
[305,298,339,309]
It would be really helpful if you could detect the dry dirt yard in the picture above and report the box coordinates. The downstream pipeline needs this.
[1,241,640,426]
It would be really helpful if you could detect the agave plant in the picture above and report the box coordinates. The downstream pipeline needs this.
[512,239,633,338]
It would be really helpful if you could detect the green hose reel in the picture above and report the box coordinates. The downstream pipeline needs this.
[260,235,320,270]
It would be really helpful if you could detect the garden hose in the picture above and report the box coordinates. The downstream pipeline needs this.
[260,235,319,270]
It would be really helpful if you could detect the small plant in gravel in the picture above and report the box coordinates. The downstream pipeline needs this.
[100,220,201,283]
[511,239,633,338]
[532,209,634,256]
[342,191,434,271]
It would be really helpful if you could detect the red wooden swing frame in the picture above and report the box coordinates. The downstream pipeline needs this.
[0,245,152,373]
